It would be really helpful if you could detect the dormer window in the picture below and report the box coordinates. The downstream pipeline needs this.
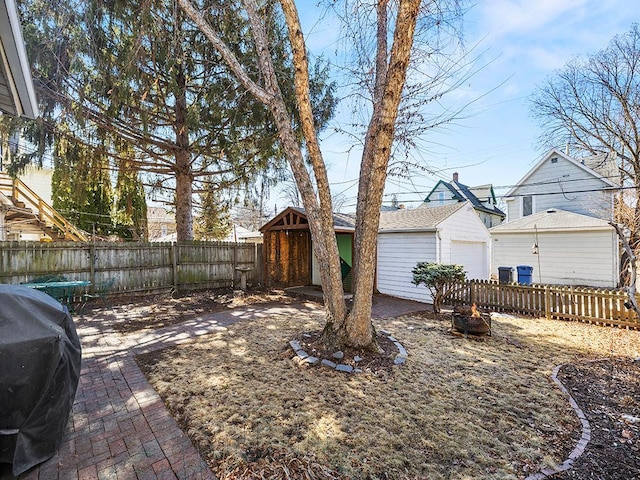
[438,191,445,204]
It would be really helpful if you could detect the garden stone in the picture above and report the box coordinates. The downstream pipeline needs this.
[387,335,397,342]
[354,368,363,373]
[332,351,344,360]
[394,356,406,365]
[296,350,309,360]
[336,364,354,373]
[289,340,301,351]
[304,356,319,365]
[394,342,407,357]
[321,359,337,369]
[353,355,362,362]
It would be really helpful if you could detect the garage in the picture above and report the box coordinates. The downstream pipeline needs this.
[490,208,619,287]
[377,202,491,304]
[451,240,488,280]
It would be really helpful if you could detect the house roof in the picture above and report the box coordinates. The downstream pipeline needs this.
[424,179,505,218]
[0,0,38,118]
[378,202,466,233]
[489,208,613,233]
[504,148,619,198]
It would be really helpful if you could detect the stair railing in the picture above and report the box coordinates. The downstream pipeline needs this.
[0,173,88,242]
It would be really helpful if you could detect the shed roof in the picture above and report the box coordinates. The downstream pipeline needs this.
[378,202,466,233]
[0,0,38,118]
[490,208,613,233]
[259,206,356,233]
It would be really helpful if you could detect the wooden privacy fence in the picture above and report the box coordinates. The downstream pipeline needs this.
[0,241,262,296]
[448,280,640,329]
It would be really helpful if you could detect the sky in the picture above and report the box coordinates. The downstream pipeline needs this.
[274,0,640,213]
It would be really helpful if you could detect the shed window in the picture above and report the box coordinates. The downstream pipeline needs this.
[522,195,533,217]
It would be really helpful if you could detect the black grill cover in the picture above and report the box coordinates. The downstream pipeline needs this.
[0,285,81,477]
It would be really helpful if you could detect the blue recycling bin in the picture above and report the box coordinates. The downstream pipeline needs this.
[516,265,533,285]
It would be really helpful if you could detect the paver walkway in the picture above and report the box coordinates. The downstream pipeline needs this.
[11,294,428,480]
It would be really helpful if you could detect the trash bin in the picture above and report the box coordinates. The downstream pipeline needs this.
[517,265,534,285]
[498,266,513,284]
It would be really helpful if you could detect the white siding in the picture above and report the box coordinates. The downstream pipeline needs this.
[491,229,619,288]
[376,232,437,303]
[18,166,53,205]
[506,156,614,221]
[426,183,458,207]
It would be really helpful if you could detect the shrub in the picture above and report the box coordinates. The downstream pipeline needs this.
[412,262,466,313]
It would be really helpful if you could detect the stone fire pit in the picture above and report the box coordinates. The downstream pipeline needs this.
[452,304,491,336]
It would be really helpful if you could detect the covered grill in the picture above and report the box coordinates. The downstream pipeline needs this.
[0,285,81,477]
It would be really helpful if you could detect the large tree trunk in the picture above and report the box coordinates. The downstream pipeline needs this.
[337,0,421,350]
[174,62,194,241]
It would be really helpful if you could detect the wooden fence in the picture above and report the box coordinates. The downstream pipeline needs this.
[448,280,640,329]
[0,241,262,296]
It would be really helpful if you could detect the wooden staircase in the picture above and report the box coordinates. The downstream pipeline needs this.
[0,171,88,241]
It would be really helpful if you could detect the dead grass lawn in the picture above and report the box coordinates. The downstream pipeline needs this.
[136,304,640,480]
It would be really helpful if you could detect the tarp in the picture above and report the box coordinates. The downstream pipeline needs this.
[0,285,81,476]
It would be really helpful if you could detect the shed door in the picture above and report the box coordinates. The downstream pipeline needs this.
[451,240,487,280]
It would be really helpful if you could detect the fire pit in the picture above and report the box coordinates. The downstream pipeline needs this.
[451,303,491,336]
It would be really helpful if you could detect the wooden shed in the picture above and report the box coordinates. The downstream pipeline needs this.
[259,207,355,288]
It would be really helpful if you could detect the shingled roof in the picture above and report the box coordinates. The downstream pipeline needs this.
[489,208,613,233]
[378,203,466,232]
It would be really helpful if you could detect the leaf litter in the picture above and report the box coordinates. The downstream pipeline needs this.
[131,293,640,480]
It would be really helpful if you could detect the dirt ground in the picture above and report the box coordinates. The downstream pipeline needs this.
[553,358,640,479]
[123,290,640,480]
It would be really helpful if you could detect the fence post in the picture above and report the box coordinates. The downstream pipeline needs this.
[232,243,238,287]
[544,286,551,320]
[171,243,178,291]
[89,243,96,291]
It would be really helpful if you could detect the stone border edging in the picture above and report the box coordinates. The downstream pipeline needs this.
[525,363,591,480]
[289,330,408,373]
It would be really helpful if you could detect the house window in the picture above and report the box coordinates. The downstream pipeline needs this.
[438,191,445,204]
[551,157,558,164]
[522,195,533,217]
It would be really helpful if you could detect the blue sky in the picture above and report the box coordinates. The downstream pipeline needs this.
[279,0,639,212]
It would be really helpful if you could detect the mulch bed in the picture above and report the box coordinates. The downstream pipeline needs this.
[553,358,640,479]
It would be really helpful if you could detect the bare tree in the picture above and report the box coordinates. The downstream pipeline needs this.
[531,24,640,277]
[180,0,465,350]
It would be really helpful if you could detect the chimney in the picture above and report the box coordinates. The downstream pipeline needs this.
[453,172,459,183]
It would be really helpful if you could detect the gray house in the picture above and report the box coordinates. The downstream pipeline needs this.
[503,148,618,222]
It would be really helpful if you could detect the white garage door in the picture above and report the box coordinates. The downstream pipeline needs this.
[451,241,487,280]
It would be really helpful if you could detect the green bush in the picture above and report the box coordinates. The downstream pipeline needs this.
[412,262,466,313]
